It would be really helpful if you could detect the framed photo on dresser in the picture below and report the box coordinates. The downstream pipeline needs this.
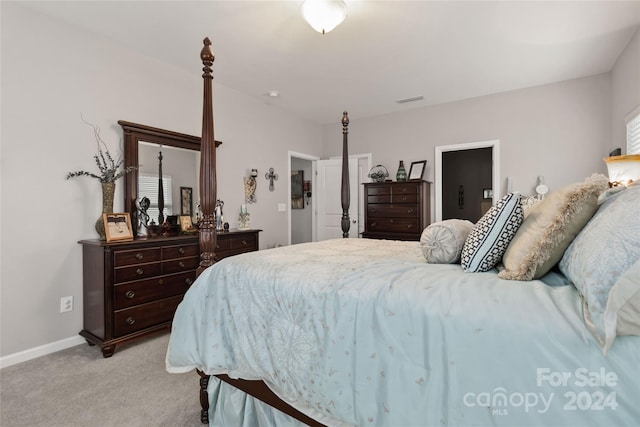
[180,215,194,233]
[408,160,426,180]
[103,213,134,242]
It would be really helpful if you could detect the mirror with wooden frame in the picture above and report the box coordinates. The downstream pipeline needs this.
[119,120,221,237]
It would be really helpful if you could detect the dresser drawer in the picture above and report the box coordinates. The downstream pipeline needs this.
[113,295,183,337]
[391,193,418,203]
[368,194,391,204]
[163,256,199,274]
[367,204,420,218]
[230,234,257,251]
[113,271,195,310]
[391,183,420,195]
[216,234,259,261]
[215,239,231,251]
[366,218,420,233]
[366,185,391,196]
[162,243,198,260]
[114,248,161,267]
[114,262,162,283]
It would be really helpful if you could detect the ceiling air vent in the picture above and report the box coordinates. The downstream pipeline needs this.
[395,95,424,104]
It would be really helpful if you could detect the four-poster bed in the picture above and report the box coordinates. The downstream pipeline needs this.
[166,38,640,427]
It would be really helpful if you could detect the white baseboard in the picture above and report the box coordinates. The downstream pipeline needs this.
[0,335,86,369]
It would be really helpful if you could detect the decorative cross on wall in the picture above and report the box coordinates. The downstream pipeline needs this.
[265,167,278,192]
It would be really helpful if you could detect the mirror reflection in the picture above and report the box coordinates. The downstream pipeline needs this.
[137,141,200,233]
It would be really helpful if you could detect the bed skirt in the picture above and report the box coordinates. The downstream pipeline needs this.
[207,377,307,427]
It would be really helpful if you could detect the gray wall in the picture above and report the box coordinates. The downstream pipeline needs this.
[324,74,612,200]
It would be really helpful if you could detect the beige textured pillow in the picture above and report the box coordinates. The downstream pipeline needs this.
[499,175,609,281]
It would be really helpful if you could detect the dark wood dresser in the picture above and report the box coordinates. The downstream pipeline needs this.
[79,229,261,357]
[362,181,431,241]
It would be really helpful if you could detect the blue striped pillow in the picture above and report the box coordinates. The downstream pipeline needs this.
[461,192,524,272]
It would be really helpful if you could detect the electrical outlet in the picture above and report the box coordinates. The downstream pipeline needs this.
[60,296,73,313]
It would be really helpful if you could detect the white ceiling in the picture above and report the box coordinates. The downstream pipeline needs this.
[18,1,640,124]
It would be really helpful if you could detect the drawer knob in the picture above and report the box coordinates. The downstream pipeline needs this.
[371,222,377,227]
[158,279,164,285]
[179,261,185,268]
[371,208,377,213]
[126,317,135,325]
[185,278,193,285]
[136,268,144,275]
[407,209,413,213]
[178,247,185,254]
[135,253,144,260]
[125,290,135,299]
[389,219,394,223]
[407,224,413,229]
[241,240,247,246]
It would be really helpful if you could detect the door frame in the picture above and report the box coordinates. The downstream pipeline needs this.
[435,140,500,222]
[288,151,320,246]
[330,153,372,236]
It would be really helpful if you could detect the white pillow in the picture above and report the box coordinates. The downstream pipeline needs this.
[419,219,474,264]
[602,259,640,354]
[559,182,640,352]
[461,192,523,273]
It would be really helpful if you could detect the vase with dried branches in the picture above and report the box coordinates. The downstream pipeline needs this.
[66,117,136,240]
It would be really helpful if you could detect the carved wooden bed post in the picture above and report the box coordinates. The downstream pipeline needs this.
[341,111,351,238]
[197,38,216,424]
[193,38,335,427]
[197,37,217,276]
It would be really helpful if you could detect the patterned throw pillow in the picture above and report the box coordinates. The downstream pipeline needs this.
[461,192,524,272]
[419,219,475,264]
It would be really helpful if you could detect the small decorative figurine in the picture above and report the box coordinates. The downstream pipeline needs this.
[238,204,250,229]
[215,199,224,231]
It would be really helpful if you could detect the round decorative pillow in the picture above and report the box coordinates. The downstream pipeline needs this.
[419,219,475,264]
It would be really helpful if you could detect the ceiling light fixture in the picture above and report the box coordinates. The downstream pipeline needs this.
[301,0,347,34]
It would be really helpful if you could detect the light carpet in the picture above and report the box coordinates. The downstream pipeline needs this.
[0,332,201,426]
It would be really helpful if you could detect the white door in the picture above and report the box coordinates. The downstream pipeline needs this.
[315,158,359,240]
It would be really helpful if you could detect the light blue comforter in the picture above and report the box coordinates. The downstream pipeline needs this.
[166,238,640,426]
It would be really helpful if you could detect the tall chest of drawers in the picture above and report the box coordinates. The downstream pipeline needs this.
[362,181,431,241]
[79,229,260,357]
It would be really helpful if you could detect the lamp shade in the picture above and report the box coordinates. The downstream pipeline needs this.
[301,0,347,34]
[604,154,640,186]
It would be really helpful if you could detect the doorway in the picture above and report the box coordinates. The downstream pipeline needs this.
[288,152,319,246]
[435,140,500,222]
[288,152,371,245]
